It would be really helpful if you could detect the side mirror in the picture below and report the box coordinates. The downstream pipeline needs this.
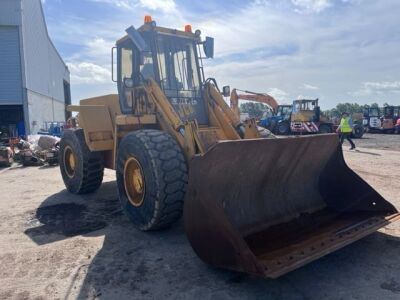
[203,36,214,58]
[222,85,230,97]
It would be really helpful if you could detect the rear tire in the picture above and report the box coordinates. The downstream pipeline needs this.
[352,124,364,138]
[116,129,188,231]
[276,121,290,135]
[59,129,104,194]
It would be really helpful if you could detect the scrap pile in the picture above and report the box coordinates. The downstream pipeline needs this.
[0,145,13,167]
[0,135,61,168]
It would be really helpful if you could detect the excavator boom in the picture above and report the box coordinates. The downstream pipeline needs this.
[230,88,279,119]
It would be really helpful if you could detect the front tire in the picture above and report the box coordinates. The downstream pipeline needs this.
[116,130,188,231]
[59,129,104,194]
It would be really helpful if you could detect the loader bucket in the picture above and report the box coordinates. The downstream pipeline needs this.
[184,134,399,278]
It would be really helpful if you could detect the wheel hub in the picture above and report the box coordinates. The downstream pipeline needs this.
[124,157,145,207]
[64,145,76,178]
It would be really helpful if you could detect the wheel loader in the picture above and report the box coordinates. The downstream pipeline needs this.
[60,17,399,278]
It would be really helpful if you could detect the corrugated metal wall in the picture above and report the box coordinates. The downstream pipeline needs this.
[0,0,22,26]
[0,0,70,132]
[0,26,23,104]
[21,0,69,103]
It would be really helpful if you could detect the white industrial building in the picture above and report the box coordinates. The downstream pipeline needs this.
[0,0,70,136]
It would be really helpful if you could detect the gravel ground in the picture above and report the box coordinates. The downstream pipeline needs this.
[0,134,399,300]
[353,133,400,151]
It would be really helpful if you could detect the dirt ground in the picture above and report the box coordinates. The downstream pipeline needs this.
[0,133,399,300]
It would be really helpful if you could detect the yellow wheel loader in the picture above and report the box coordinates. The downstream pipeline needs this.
[60,17,399,278]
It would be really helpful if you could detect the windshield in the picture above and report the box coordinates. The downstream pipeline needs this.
[293,100,316,112]
[154,34,201,98]
[384,107,393,117]
[370,108,380,117]
[277,106,292,117]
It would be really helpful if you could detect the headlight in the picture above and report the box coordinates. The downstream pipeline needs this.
[124,78,134,88]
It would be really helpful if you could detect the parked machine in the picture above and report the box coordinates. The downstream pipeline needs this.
[290,99,333,133]
[363,106,382,132]
[38,122,65,137]
[229,89,289,133]
[261,104,293,134]
[363,105,400,133]
[229,88,278,118]
[291,99,364,138]
[381,106,400,133]
[59,17,399,278]
[229,89,293,134]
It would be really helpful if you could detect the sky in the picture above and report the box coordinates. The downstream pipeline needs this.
[41,0,400,108]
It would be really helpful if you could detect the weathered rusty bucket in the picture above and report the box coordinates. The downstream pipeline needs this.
[184,134,399,278]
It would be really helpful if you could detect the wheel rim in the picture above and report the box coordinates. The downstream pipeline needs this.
[64,145,76,178]
[124,157,145,207]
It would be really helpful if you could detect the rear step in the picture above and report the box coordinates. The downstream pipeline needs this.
[184,135,399,278]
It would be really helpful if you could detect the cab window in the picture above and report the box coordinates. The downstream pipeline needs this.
[121,48,133,79]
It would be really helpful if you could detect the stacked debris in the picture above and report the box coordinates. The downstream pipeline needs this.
[0,145,13,167]
[15,135,60,166]
[36,135,60,165]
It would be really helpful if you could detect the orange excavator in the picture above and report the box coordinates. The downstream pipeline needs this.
[229,88,291,133]
[229,88,279,119]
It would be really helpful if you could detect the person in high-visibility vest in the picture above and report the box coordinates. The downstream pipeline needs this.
[336,112,356,150]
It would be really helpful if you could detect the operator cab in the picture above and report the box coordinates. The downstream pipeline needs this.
[363,106,380,118]
[113,17,214,125]
[292,99,320,122]
[276,105,292,120]
[292,99,318,112]
[383,106,395,119]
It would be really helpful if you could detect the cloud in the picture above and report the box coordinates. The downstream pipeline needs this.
[88,0,177,13]
[291,0,332,13]
[89,0,134,10]
[352,81,400,96]
[43,0,400,108]
[364,81,400,92]
[302,84,319,90]
[67,62,111,84]
[290,0,361,13]
[267,88,289,102]
[138,0,176,13]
